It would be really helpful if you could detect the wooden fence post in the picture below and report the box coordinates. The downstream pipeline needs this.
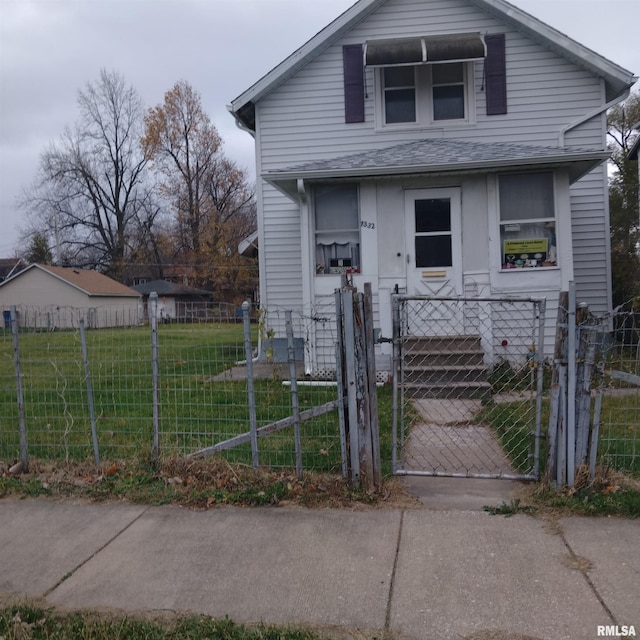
[335,281,381,491]
[547,290,603,487]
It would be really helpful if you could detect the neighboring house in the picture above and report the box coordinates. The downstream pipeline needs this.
[0,264,141,329]
[229,0,636,374]
[0,258,25,283]
[131,279,214,321]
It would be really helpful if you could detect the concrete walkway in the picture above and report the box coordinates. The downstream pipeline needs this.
[1,496,638,639]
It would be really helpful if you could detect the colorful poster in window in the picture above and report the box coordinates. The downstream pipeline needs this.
[503,238,548,268]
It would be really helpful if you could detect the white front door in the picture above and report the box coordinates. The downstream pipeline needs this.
[405,187,463,333]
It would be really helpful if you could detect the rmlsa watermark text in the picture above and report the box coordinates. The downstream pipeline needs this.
[597,625,637,637]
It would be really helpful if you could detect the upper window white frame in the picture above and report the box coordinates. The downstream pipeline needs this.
[376,61,475,129]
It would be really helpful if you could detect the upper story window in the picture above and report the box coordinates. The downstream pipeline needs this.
[314,184,360,275]
[432,63,465,120]
[383,67,416,123]
[367,34,485,129]
[346,34,506,125]
[499,172,557,270]
[380,62,471,126]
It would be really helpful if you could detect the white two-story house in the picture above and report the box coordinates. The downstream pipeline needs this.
[229,0,636,375]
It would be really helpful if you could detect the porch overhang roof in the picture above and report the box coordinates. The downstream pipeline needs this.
[263,139,610,196]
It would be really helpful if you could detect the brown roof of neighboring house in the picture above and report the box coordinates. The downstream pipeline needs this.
[0,264,140,297]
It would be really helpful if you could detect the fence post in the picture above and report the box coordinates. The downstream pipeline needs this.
[10,306,28,472]
[334,282,381,491]
[363,283,381,489]
[335,290,349,480]
[546,291,568,486]
[533,298,546,480]
[150,292,160,466]
[79,319,100,466]
[355,291,374,489]
[575,303,598,469]
[341,286,360,484]
[243,301,259,469]
[391,295,401,474]
[566,282,577,486]
[286,310,303,479]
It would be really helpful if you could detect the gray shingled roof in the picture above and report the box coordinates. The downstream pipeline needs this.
[265,139,609,183]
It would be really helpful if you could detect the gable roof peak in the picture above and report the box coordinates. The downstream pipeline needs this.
[229,0,636,130]
[0,263,140,297]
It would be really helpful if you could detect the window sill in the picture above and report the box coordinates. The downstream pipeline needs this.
[374,120,475,133]
[315,271,361,277]
[499,265,559,273]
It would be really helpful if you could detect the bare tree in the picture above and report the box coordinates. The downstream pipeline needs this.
[21,70,156,280]
[142,80,221,257]
[142,80,257,299]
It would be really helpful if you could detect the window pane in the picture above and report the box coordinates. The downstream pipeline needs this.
[314,184,360,273]
[501,221,557,268]
[433,85,465,120]
[432,62,463,84]
[415,235,452,267]
[384,66,415,88]
[499,173,554,221]
[385,88,416,123]
[415,199,451,232]
[315,184,359,230]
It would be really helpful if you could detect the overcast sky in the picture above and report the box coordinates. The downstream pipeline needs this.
[1,0,638,257]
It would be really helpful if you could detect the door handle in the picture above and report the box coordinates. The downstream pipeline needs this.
[407,254,410,264]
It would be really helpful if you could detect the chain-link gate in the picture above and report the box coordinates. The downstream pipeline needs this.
[391,295,546,480]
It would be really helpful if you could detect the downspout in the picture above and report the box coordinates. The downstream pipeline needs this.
[559,87,630,146]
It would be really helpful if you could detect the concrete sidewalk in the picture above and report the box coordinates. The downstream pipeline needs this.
[0,496,638,640]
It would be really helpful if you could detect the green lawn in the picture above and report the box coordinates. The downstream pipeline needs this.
[0,323,394,475]
[480,393,640,476]
[0,604,334,640]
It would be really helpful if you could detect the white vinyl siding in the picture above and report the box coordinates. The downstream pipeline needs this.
[256,0,610,313]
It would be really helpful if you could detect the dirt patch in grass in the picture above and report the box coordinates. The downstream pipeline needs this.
[0,456,421,511]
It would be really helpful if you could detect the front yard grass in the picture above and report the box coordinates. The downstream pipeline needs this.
[479,393,640,477]
[0,602,355,640]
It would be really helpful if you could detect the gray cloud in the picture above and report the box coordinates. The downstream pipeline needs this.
[1,0,638,255]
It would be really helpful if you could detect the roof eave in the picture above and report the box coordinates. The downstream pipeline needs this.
[229,0,387,130]
[264,151,610,185]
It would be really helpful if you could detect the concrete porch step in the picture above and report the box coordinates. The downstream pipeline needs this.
[404,365,489,384]
[403,381,492,400]
[403,335,483,353]
[404,351,485,367]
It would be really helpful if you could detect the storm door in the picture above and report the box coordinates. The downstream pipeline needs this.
[405,188,463,333]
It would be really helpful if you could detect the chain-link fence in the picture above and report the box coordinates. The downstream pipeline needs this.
[392,295,545,480]
[596,299,640,475]
[0,303,342,473]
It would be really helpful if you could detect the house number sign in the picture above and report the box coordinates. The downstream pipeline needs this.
[361,220,375,229]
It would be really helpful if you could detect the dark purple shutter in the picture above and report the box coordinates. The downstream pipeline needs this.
[343,45,365,123]
[485,34,507,115]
